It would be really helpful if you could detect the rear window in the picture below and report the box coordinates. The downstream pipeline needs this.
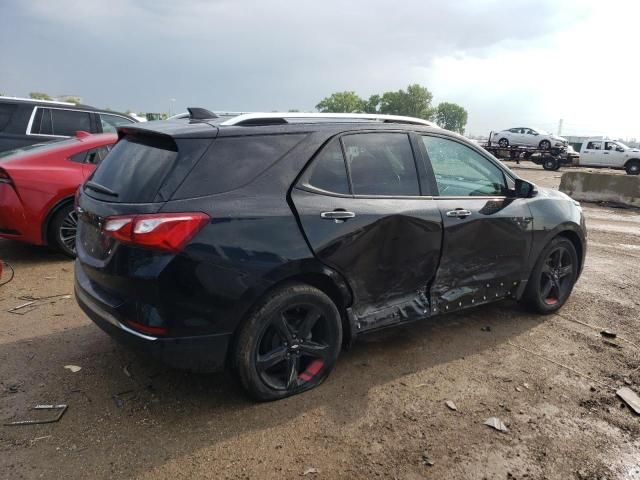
[173,134,306,198]
[86,135,178,203]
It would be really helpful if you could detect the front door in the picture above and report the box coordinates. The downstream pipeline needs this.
[291,132,442,332]
[418,134,533,313]
[580,140,604,166]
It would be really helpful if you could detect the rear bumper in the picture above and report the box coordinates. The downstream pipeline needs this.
[0,184,28,242]
[74,276,231,373]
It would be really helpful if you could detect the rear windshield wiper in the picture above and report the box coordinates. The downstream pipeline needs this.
[84,181,119,197]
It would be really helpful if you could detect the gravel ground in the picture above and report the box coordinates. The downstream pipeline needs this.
[1,164,639,479]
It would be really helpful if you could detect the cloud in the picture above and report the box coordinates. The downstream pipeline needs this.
[1,0,638,137]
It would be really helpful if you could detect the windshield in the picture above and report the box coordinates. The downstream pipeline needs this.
[616,141,629,149]
[0,138,79,160]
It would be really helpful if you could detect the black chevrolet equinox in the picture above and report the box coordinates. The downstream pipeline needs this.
[74,109,586,400]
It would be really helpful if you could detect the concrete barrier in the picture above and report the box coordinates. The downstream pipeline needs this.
[559,171,640,207]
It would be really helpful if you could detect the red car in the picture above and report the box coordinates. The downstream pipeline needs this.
[0,131,117,257]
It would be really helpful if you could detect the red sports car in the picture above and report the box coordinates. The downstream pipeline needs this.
[0,131,117,257]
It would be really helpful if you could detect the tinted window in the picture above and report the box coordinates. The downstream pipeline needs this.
[342,133,419,196]
[0,104,17,131]
[30,108,54,135]
[422,136,506,196]
[88,135,178,203]
[51,109,91,136]
[100,113,134,133]
[85,145,112,164]
[305,138,349,194]
[173,134,306,198]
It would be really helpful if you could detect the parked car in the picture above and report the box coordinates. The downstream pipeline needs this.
[578,138,640,174]
[74,111,586,401]
[491,127,568,150]
[0,131,117,256]
[0,96,136,153]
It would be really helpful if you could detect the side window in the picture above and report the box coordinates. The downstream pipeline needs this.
[30,108,54,135]
[0,104,17,131]
[586,141,602,150]
[50,109,92,136]
[69,151,87,163]
[100,113,134,133]
[342,133,419,196]
[422,136,507,197]
[304,138,349,194]
[86,145,112,165]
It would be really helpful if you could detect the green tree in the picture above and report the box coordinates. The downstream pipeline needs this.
[364,94,381,114]
[316,91,365,113]
[435,102,468,134]
[379,84,434,120]
[29,92,52,101]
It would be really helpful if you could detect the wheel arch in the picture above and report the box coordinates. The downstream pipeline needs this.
[624,157,640,167]
[556,229,584,277]
[41,195,74,245]
[225,265,356,369]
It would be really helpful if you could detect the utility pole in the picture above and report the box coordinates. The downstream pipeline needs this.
[557,118,563,136]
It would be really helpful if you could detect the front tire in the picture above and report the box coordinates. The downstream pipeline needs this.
[48,203,78,258]
[539,140,551,150]
[625,159,640,175]
[522,236,578,314]
[235,283,342,401]
[498,138,509,148]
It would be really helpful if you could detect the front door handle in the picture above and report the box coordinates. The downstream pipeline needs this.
[320,210,356,223]
[446,209,472,218]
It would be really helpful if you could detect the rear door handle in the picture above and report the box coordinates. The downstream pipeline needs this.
[320,210,356,222]
[446,209,472,218]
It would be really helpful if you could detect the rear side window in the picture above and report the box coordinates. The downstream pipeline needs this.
[0,104,17,131]
[87,135,178,203]
[173,134,306,198]
[30,108,92,136]
[304,138,350,194]
[342,133,419,196]
[586,141,602,150]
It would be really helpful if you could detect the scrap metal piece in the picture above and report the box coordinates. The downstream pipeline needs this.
[4,404,68,426]
[616,387,640,414]
[484,417,508,432]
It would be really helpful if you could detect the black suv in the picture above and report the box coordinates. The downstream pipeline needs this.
[0,96,136,153]
[74,110,586,401]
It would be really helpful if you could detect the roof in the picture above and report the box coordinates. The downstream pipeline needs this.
[0,96,135,120]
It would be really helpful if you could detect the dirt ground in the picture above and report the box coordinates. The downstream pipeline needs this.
[1,164,639,480]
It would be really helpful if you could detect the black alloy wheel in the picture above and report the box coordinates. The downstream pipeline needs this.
[236,284,342,401]
[522,236,578,313]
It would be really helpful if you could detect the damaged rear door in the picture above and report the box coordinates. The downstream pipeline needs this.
[418,134,533,314]
[291,132,442,333]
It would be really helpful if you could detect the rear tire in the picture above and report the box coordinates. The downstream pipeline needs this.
[522,236,578,314]
[235,283,342,401]
[48,203,78,258]
[542,157,558,171]
[498,138,509,148]
[625,159,640,175]
[539,140,551,150]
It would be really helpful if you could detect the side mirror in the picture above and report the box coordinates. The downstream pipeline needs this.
[512,179,536,198]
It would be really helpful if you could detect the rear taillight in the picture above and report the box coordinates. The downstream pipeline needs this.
[103,212,209,253]
[0,168,13,185]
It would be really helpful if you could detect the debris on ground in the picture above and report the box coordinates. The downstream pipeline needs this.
[616,387,640,414]
[4,404,68,426]
[602,340,622,349]
[481,326,492,332]
[515,386,523,392]
[302,467,318,475]
[64,365,82,373]
[422,451,435,466]
[484,417,508,432]
[8,294,72,315]
[445,400,458,411]
[600,330,617,339]
[0,260,15,287]
[111,390,135,409]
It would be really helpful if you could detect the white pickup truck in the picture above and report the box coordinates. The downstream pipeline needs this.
[579,138,640,175]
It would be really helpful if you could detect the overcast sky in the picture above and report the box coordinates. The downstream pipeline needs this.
[1,0,639,138]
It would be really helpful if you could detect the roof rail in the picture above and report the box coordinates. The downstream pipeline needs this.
[220,112,438,127]
[0,95,76,106]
